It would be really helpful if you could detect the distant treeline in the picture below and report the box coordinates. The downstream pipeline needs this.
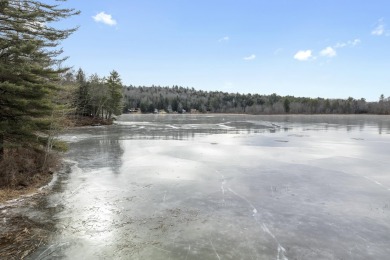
[123,85,390,115]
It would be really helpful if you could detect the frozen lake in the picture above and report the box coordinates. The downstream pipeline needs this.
[29,114,390,259]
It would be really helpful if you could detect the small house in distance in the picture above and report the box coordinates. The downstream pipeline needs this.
[128,108,140,113]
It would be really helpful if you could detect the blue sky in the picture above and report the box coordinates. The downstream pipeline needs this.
[58,0,390,101]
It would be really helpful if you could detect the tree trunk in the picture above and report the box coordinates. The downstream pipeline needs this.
[0,135,4,161]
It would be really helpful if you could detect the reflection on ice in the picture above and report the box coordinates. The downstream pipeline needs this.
[27,114,390,259]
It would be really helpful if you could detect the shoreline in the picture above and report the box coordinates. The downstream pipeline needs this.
[0,173,53,205]
[122,112,390,116]
[0,163,70,259]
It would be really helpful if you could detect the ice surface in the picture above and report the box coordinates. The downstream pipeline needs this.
[27,114,390,259]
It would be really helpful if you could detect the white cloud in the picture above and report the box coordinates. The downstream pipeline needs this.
[320,46,337,57]
[351,39,361,46]
[293,50,312,61]
[93,12,117,26]
[294,39,360,62]
[372,25,385,35]
[371,19,390,36]
[335,39,361,48]
[334,42,347,48]
[243,54,256,60]
[218,36,229,42]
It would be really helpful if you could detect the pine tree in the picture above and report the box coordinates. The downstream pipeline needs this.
[0,0,79,160]
[89,73,107,118]
[106,70,123,119]
[74,68,92,116]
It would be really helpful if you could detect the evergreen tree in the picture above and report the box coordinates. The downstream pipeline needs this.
[74,68,91,116]
[106,70,123,118]
[0,0,79,160]
[283,98,290,113]
[88,73,107,118]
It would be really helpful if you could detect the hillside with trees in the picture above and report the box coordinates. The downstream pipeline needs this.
[123,85,390,115]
